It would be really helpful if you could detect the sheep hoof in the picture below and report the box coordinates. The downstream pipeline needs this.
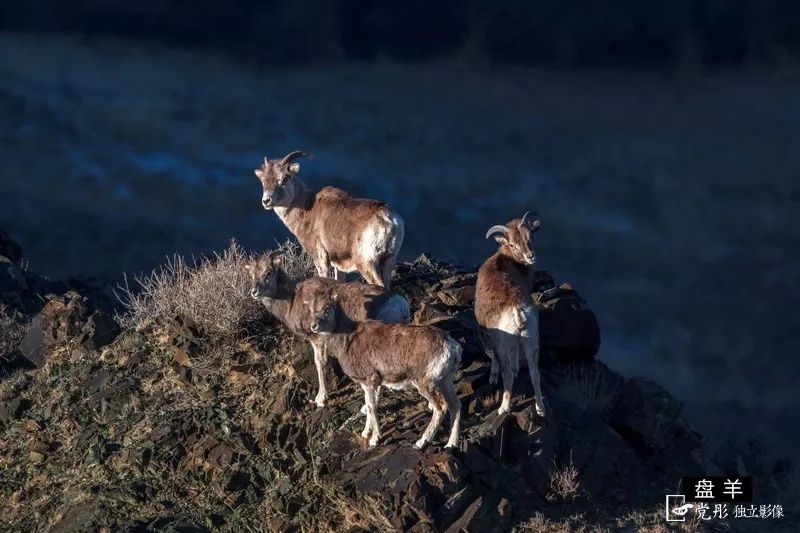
[535,402,546,417]
[497,406,510,416]
[314,397,326,408]
[414,438,427,450]
[359,404,368,415]
[444,441,458,449]
[368,438,380,448]
[489,373,498,385]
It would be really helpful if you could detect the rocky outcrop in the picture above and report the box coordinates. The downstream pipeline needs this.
[0,245,719,532]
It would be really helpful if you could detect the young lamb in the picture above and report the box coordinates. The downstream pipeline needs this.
[474,211,546,417]
[303,290,462,449]
[245,250,410,408]
[255,151,404,288]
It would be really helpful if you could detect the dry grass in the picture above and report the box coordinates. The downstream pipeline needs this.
[0,304,28,362]
[116,239,260,336]
[547,455,581,502]
[517,512,609,533]
[115,239,313,373]
[116,239,313,335]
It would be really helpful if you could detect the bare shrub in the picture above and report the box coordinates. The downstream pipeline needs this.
[270,239,315,281]
[553,360,624,415]
[547,454,581,502]
[116,239,314,341]
[0,304,28,362]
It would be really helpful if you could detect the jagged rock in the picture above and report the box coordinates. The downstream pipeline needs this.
[17,291,118,366]
[0,230,22,263]
[713,435,794,504]
[0,252,717,532]
[535,283,601,360]
[609,377,684,451]
[0,256,28,295]
[77,310,120,352]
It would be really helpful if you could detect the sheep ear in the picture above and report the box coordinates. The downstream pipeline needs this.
[494,235,508,245]
[254,169,263,179]
[530,219,541,232]
[288,162,300,174]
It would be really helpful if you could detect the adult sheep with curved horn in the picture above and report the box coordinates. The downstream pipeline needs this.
[255,151,404,288]
[474,211,546,417]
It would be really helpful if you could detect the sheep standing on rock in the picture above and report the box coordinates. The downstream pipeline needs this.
[255,151,404,288]
[245,250,409,408]
[475,211,546,417]
[302,289,462,450]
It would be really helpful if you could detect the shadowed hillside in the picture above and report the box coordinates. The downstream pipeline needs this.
[1,232,797,531]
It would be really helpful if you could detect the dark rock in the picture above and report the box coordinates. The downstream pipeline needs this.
[443,495,482,533]
[17,291,91,366]
[564,416,643,500]
[713,436,794,504]
[609,378,684,452]
[535,283,601,360]
[77,310,120,351]
[0,230,22,263]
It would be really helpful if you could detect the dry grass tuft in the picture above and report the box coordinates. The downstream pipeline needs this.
[114,239,314,373]
[116,239,313,336]
[547,454,581,502]
[269,240,316,281]
[116,239,260,336]
[0,304,28,362]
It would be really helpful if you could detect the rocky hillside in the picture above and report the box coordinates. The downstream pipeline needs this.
[0,230,794,532]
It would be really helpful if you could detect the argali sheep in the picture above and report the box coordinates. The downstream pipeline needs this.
[474,211,546,417]
[245,250,410,408]
[255,151,405,288]
[303,290,462,449]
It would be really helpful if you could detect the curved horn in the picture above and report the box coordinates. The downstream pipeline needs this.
[520,210,539,229]
[485,225,509,240]
[280,150,311,166]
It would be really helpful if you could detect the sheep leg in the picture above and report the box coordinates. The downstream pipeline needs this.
[379,255,396,289]
[360,384,373,439]
[489,351,499,385]
[415,384,445,449]
[361,384,381,447]
[333,268,346,282]
[311,341,328,407]
[359,260,384,287]
[498,336,516,415]
[522,336,546,417]
[439,379,462,449]
[314,252,332,278]
[359,385,381,415]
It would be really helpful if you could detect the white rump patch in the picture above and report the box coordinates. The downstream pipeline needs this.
[497,305,538,337]
[359,209,404,262]
[425,337,461,380]
[385,379,414,391]
[376,295,410,323]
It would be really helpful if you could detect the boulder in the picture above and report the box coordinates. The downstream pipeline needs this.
[0,230,22,263]
[17,291,119,366]
[608,377,704,475]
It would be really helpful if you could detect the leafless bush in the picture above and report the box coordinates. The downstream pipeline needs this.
[269,239,315,281]
[0,304,28,362]
[547,454,581,502]
[554,360,624,415]
[116,239,314,338]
